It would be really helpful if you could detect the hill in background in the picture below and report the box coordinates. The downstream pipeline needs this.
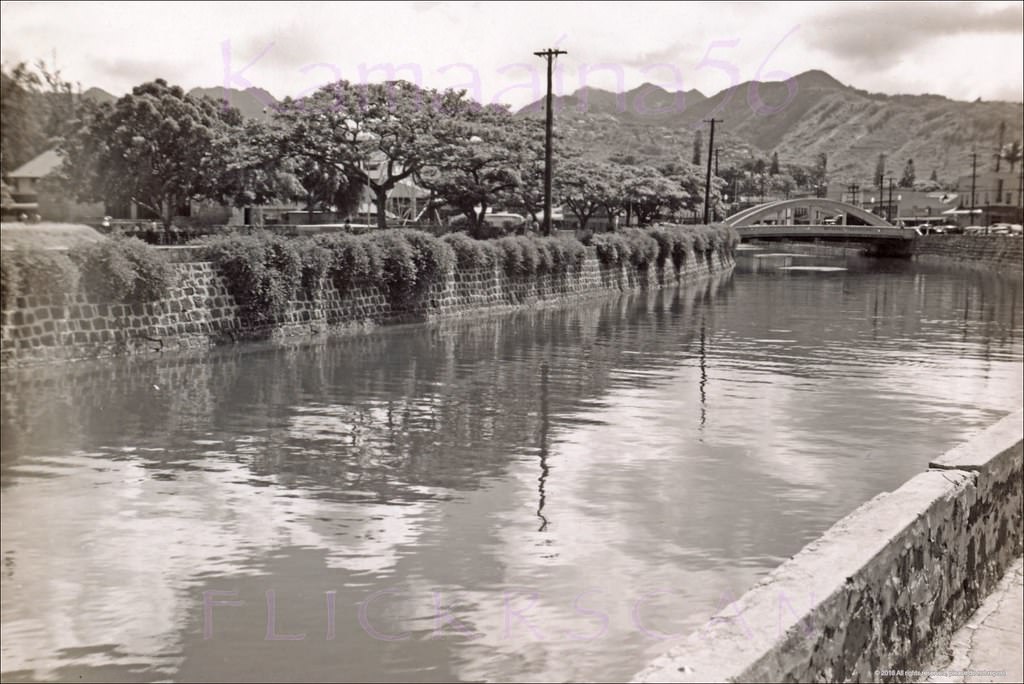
[519,69,1024,185]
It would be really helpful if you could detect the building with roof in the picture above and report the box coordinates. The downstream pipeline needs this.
[4,149,105,223]
[955,169,1024,225]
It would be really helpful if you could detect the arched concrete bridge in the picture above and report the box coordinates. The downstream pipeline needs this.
[725,198,918,241]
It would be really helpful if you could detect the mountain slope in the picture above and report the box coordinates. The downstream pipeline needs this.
[519,83,706,124]
[517,69,1024,184]
[188,86,279,119]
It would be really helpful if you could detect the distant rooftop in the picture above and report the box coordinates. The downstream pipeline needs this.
[8,149,62,179]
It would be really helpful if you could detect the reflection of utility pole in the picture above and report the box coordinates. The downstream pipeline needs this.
[702,118,722,224]
[699,317,707,431]
[534,48,567,236]
[537,362,550,532]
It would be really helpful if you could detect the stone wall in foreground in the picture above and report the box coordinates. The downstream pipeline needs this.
[634,409,1024,684]
[0,246,734,367]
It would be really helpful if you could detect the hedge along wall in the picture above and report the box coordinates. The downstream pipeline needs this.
[0,231,735,368]
[633,409,1024,684]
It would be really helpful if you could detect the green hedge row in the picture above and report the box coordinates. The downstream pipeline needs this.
[591,224,739,270]
[1,237,178,310]
[197,230,590,324]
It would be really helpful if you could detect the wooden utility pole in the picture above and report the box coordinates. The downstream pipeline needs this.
[887,177,895,222]
[969,152,978,226]
[534,48,567,235]
[714,147,720,178]
[703,118,722,224]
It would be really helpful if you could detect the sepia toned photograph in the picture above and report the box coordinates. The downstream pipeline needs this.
[1,2,1022,682]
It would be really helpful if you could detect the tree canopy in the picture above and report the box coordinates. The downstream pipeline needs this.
[56,80,243,227]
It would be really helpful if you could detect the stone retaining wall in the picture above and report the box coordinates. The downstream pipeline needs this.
[746,236,1023,274]
[911,236,1021,274]
[634,409,1023,683]
[0,246,733,367]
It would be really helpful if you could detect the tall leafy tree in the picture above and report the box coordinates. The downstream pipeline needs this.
[691,130,703,166]
[899,159,916,188]
[1,64,43,174]
[1001,141,1022,173]
[555,158,618,232]
[56,80,240,227]
[623,166,687,225]
[418,103,534,231]
[1,60,83,176]
[874,153,886,189]
[273,80,463,228]
[769,151,780,176]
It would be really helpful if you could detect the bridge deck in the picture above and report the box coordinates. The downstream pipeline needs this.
[736,224,917,240]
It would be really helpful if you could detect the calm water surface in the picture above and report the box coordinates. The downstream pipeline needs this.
[2,248,1022,682]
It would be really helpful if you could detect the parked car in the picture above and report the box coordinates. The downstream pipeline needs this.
[988,223,1022,236]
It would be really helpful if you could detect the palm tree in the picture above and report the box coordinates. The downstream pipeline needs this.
[1001,141,1022,173]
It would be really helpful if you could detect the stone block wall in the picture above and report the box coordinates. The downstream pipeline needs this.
[633,409,1023,683]
[0,246,734,367]
[912,235,1023,274]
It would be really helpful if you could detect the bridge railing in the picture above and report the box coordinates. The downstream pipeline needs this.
[736,224,917,239]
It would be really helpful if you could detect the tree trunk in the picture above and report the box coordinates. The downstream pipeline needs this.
[161,199,174,230]
[373,186,389,229]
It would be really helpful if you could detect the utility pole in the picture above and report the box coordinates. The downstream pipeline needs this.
[534,47,567,236]
[714,147,720,178]
[887,176,895,222]
[1018,165,1023,225]
[846,183,861,207]
[969,152,978,227]
[702,118,722,224]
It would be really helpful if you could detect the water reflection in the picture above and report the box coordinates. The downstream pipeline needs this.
[1,251,1022,682]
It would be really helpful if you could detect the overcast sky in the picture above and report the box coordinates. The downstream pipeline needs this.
[2,1,1022,108]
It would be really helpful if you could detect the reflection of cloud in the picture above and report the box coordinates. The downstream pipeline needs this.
[0,446,437,678]
[804,1,1023,67]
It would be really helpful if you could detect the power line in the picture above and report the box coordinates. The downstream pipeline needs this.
[534,48,567,236]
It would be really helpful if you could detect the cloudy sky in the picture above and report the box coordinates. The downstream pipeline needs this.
[2,1,1022,107]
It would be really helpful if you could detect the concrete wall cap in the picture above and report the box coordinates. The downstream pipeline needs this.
[930,409,1024,472]
[632,470,973,683]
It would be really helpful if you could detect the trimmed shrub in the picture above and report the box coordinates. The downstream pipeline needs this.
[0,254,18,309]
[591,232,628,266]
[442,232,495,271]
[691,226,711,253]
[1,248,81,308]
[365,230,420,305]
[495,237,526,277]
[315,233,379,295]
[71,237,177,304]
[671,231,694,271]
[296,238,333,296]
[400,230,455,293]
[621,228,659,269]
[199,232,300,324]
[647,227,675,268]
[557,236,587,272]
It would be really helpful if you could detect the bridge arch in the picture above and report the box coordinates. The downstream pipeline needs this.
[725,198,893,229]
